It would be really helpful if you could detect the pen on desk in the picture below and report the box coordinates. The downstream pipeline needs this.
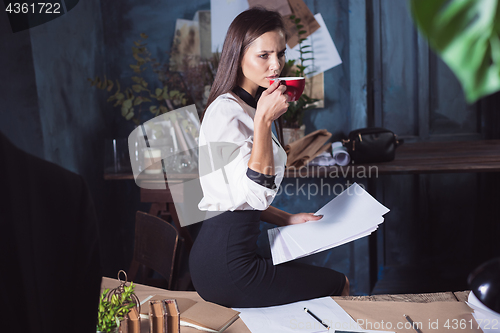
[404,314,423,333]
[304,307,330,330]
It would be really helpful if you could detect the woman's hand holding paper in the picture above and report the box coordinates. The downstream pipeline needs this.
[286,213,324,225]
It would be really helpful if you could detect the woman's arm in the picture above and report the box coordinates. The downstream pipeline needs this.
[261,205,291,226]
[261,206,323,226]
[248,80,288,175]
[249,117,275,175]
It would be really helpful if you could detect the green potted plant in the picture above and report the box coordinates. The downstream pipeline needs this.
[96,282,137,333]
[88,33,189,126]
[281,15,319,144]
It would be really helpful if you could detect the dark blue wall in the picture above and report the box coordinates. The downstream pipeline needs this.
[0,17,44,158]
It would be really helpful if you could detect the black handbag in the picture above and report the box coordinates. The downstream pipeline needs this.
[343,127,403,164]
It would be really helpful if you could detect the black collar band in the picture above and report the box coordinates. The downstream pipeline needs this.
[232,86,257,108]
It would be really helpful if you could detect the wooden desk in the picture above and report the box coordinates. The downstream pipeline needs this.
[105,140,500,222]
[105,140,500,181]
[334,290,470,303]
[284,139,500,177]
[102,277,474,333]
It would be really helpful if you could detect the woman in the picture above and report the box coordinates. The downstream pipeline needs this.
[189,7,349,308]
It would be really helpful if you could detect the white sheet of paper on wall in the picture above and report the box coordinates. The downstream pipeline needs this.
[210,0,249,53]
[286,13,342,78]
[193,10,212,60]
[170,19,200,71]
[247,0,292,16]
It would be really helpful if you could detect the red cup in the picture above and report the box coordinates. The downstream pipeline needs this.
[269,77,306,102]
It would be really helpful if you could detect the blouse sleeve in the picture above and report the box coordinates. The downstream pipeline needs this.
[198,96,281,211]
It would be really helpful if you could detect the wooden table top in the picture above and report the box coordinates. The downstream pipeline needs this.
[285,139,500,177]
[102,278,473,333]
[104,140,500,180]
[333,290,470,303]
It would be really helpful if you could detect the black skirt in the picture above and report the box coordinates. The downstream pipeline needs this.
[189,210,346,308]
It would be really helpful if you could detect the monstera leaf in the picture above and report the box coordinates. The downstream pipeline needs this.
[410,0,500,103]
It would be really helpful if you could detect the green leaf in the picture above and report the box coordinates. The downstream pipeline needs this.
[162,88,169,100]
[140,33,148,39]
[155,88,162,97]
[298,30,307,35]
[133,96,143,106]
[122,99,132,110]
[132,85,143,93]
[133,53,145,62]
[410,0,500,103]
[129,64,141,73]
[296,24,304,29]
[169,90,179,98]
[125,111,134,120]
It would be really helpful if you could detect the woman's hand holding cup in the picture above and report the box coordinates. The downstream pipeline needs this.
[255,80,289,124]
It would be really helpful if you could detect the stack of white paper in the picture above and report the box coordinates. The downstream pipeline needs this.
[234,296,394,333]
[268,183,390,265]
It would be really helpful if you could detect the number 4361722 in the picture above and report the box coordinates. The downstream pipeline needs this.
[444,318,498,330]
[5,3,62,14]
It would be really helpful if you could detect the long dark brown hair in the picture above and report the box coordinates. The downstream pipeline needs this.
[202,7,287,145]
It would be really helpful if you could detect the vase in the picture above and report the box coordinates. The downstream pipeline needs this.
[104,138,132,174]
[282,125,305,146]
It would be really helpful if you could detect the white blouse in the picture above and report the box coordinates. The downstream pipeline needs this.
[197,92,287,211]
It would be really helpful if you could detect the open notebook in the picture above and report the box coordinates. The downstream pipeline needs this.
[140,295,240,333]
[269,183,390,265]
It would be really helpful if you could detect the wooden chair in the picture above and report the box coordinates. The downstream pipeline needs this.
[128,211,179,290]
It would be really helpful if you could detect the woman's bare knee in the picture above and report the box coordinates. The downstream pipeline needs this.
[341,276,350,296]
